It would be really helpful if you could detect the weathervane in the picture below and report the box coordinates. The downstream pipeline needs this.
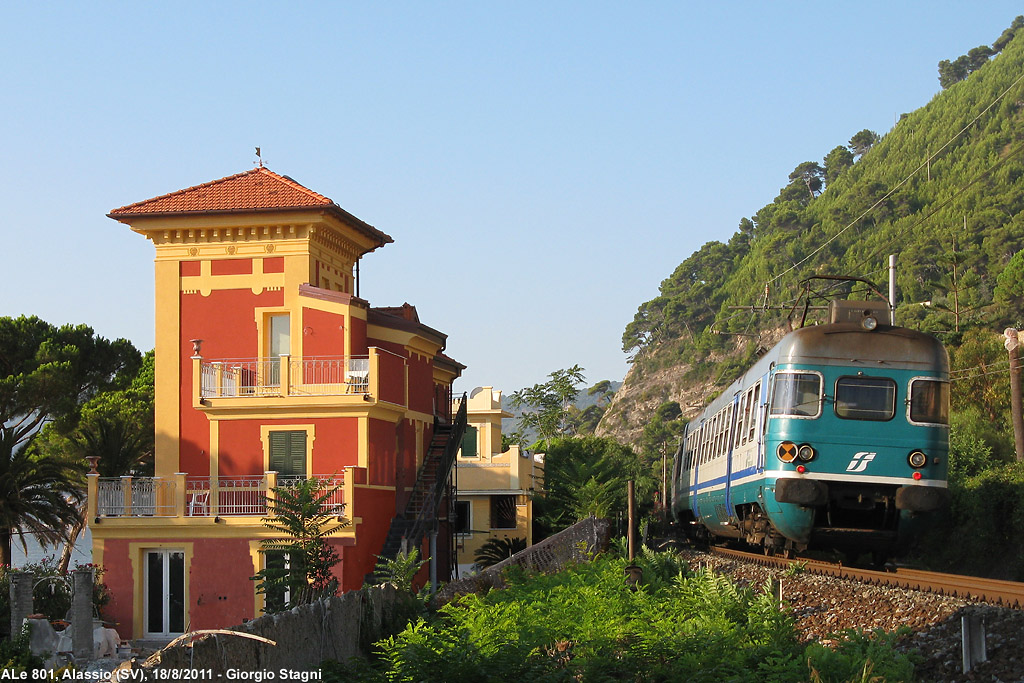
[255,146,263,168]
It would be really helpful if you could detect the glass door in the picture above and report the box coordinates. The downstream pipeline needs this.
[267,314,290,388]
[144,549,185,637]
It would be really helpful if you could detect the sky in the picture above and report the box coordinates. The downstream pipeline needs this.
[2,2,1021,395]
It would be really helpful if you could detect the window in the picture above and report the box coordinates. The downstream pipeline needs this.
[835,376,896,421]
[269,431,307,477]
[734,393,748,448]
[453,500,471,534]
[770,372,822,417]
[909,379,950,425]
[490,495,517,530]
[460,426,478,458]
[747,383,761,442]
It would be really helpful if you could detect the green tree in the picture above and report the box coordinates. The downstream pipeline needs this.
[993,15,1024,52]
[507,365,586,443]
[639,402,687,508]
[535,436,649,532]
[848,129,880,158]
[587,380,615,406]
[966,45,995,71]
[788,161,825,199]
[252,478,348,612]
[823,145,855,187]
[0,316,140,566]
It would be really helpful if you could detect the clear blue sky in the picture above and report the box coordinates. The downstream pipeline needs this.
[2,2,1020,394]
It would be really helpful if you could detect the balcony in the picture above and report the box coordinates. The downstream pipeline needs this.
[192,349,409,409]
[200,356,369,398]
[88,472,347,520]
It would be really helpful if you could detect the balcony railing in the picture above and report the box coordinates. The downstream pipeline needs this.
[95,477,177,517]
[95,474,346,519]
[200,356,369,399]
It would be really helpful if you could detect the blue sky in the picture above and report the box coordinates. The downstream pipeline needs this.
[1,2,1020,394]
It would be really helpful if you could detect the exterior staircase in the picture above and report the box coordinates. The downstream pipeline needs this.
[372,394,468,574]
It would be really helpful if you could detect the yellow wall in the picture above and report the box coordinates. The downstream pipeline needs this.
[454,387,543,569]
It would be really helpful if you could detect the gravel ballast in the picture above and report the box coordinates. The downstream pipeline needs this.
[682,549,1024,682]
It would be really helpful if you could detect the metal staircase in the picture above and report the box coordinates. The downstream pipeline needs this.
[373,394,468,571]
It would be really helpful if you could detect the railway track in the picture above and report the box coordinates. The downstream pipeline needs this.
[709,546,1024,609]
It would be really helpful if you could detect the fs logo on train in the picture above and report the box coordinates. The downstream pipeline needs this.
[846,452,877,472]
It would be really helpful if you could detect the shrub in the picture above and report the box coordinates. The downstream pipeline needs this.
[371,551,911,681]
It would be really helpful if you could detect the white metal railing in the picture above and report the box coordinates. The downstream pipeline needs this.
[278,475,346,514]
[200,356,370,398]
[96,477,177,517]
[97,475,346,518]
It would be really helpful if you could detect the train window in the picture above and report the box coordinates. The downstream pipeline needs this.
[735,394,747,448]
[748,383,761,441]
[835,376,896,421]
[770,372,822,418]
[909,379,950,425]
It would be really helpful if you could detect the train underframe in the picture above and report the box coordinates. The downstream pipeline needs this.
[678,481,939,562]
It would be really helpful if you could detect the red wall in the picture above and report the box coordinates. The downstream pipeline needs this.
[301,307,345,356]
[215,417,360,476]
[187,537,258,629]
[343,487,394,587]
[366,418,396,486]
[211,259,253,276]
[179,288,283,475]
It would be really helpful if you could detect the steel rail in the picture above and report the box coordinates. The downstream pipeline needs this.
[708,546,1024,609]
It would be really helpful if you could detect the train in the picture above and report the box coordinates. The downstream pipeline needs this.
[671,298,950,560]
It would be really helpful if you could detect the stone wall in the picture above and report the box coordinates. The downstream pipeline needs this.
[143,583,406,674]
[141,517,610,674]
[436,515,611,605]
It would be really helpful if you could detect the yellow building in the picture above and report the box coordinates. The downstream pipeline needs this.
[452,387,543,575]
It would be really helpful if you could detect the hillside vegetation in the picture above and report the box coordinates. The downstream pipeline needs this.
[599,17,1024,450]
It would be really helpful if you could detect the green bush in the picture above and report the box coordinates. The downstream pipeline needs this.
[916,462,1024,579]
[0,625,45,672]
[365,551,913,682]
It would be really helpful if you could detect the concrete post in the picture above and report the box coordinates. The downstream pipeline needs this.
[1004,329,1024,462]
[72,568,94,660]
[9,571,34,638]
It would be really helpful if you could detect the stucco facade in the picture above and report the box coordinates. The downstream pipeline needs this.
[88,168,462,640]
[453,387,542,575]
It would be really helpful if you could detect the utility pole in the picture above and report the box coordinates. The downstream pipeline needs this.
[1004,328,1024,462]
[889,254,897,324]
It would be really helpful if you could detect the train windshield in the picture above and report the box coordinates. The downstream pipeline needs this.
[770,372,822,417]
[835,376,896,421]
[909,379,950,425]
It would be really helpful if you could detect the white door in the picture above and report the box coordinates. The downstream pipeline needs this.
[144,549,185,637]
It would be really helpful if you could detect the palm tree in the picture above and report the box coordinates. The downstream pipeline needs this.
[474,536,527,569]
[0,431,84,567]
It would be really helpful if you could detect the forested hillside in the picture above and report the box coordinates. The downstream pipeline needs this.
[599,17,1024,451]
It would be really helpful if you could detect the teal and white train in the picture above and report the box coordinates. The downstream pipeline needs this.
[671,300,950,558]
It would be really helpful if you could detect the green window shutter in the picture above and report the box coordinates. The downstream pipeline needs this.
[461,425,478,458]
[269,431,307,477]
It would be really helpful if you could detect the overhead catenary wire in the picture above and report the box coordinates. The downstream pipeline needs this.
[762,68,1024,299]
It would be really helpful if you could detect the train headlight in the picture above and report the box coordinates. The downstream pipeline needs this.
[862,315,879,331]
[777,442,797,463]
[797,444,816,462]
[908,450,927,468]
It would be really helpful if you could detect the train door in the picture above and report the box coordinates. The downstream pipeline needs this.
[756,369,772,471]
[723,394,740,516]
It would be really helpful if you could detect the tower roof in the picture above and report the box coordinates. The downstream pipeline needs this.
[108,167,393,246]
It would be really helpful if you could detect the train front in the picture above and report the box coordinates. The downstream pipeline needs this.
[762,301,950,557]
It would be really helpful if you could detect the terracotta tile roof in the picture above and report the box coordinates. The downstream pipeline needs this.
[109,167,336,215]
[108,167,393,246]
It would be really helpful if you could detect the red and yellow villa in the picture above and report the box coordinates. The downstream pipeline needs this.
[88,167,466,640]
